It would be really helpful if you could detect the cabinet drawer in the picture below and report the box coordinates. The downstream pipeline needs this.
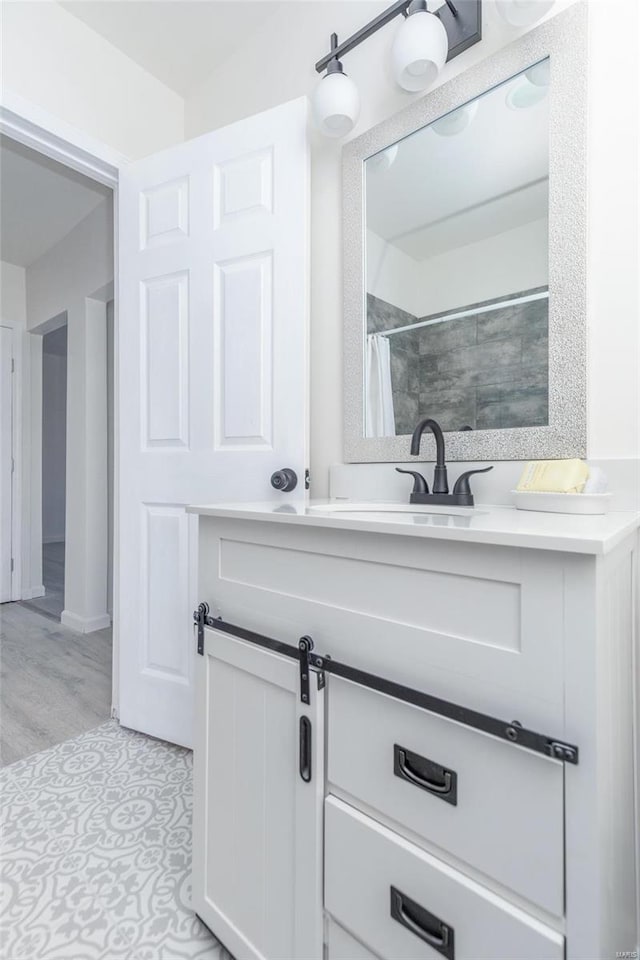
[204,520,567,728]
[328,677,564,916]
[327,921,380,960]
[325,797,564,960]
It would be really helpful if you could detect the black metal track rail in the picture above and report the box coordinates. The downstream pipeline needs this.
[194,604,578,765]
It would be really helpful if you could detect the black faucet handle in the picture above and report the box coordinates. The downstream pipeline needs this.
[452,466,494,496]
[395,468,429,495]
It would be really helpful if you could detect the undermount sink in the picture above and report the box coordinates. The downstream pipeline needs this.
[307,502,483,519]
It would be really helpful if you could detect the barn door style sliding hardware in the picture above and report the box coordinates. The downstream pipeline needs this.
[193,604,578,765]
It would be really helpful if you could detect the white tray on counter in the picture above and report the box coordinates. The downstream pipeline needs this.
[512,490,612,515]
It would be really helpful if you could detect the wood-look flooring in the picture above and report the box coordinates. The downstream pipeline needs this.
[0,601,112,767]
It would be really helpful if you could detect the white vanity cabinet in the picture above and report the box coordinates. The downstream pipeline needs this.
[190,503,639,960]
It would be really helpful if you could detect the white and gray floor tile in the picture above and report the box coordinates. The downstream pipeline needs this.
[0,721,231,960]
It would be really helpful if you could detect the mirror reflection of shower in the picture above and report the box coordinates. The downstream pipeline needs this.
[364,60,550,439]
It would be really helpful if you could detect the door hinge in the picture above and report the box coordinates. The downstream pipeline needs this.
[193,601,216,656]
[305,469,311,490]
[10,558,14,572]
[11,359,15,373]
[11,457,15,474]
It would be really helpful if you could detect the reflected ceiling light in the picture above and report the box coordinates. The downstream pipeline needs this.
[495,0,555,27]
[392,0,448,93]
[312,34,360,138]
[432,99,478,136]
[312,0,482,138]
[368,144,399,172]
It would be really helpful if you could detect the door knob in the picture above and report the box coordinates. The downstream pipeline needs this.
[271,468,298,492]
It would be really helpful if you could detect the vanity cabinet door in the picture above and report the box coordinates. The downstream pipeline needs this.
[192,625,324,960]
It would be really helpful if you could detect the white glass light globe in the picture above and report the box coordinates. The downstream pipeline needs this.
[392,11,448,93]
[506,76,548,109]
[367,144,399,173]
[312,71,360,138]
[432,100,478,136]
[526,58,551,87]
[495,0,555,27]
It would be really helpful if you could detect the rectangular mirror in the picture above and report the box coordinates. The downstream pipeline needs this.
[344,6,586,463]
[366,60,549,438]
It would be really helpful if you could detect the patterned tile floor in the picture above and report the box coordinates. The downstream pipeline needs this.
[0,722,232,960]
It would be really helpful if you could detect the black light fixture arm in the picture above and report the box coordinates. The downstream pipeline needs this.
[315,0,460,74]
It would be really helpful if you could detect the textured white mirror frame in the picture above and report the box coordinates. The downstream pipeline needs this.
[343,3,587,463]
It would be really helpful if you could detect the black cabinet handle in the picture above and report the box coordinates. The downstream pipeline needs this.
[390,887,454,960]
[394,744,457,806]
[299,716,311,782]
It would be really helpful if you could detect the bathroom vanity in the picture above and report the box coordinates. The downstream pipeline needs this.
[187,8,639,958]
[190,501,639,960]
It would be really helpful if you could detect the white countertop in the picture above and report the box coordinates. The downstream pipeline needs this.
[186,500,640,555]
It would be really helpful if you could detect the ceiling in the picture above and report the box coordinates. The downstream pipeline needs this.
[59,0,284,96]
[0,136,112,268]
[366,66,550,261]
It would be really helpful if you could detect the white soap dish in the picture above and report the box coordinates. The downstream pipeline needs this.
[512,490,612,515]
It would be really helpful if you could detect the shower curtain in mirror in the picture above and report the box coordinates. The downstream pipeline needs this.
[366,333,395,437]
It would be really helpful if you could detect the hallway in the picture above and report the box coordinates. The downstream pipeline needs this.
[19,542,65,621]
[0,602,112,766]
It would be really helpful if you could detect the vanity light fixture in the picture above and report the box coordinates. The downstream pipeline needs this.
[392,0,449,92]
[495,0,554,27]
[312,33,361,138]
[313,0,482,137]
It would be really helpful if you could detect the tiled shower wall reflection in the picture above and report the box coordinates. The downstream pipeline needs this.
[367,288,549,436]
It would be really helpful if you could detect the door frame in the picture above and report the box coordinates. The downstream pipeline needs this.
[0,324,18,601]
[0,90,124,712]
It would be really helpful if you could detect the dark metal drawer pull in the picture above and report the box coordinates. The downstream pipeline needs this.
[390,886,454,960]
[394,744,458,806]
[299,716,312,782]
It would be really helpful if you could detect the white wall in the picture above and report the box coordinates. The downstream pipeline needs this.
[61,297,108,633]
[42,331,67,544]
[366,230,419,317]
[27,200,114,331]
[414,217,548,317]
[0,261,27,323]
[186,0,639,493]
[1,1,184,159]
[368,218,548,319]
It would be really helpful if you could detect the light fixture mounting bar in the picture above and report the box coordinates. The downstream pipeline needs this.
[314,0,481,75]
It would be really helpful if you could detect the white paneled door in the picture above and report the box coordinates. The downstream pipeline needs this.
[118,98,309,747]
[0,326,13,603]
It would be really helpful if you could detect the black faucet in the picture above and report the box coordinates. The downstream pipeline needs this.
[410,418,449,493]
[397,417,493,507]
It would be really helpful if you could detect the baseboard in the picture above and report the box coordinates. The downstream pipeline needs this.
[61,610,112,634]
[21,584,45,600]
